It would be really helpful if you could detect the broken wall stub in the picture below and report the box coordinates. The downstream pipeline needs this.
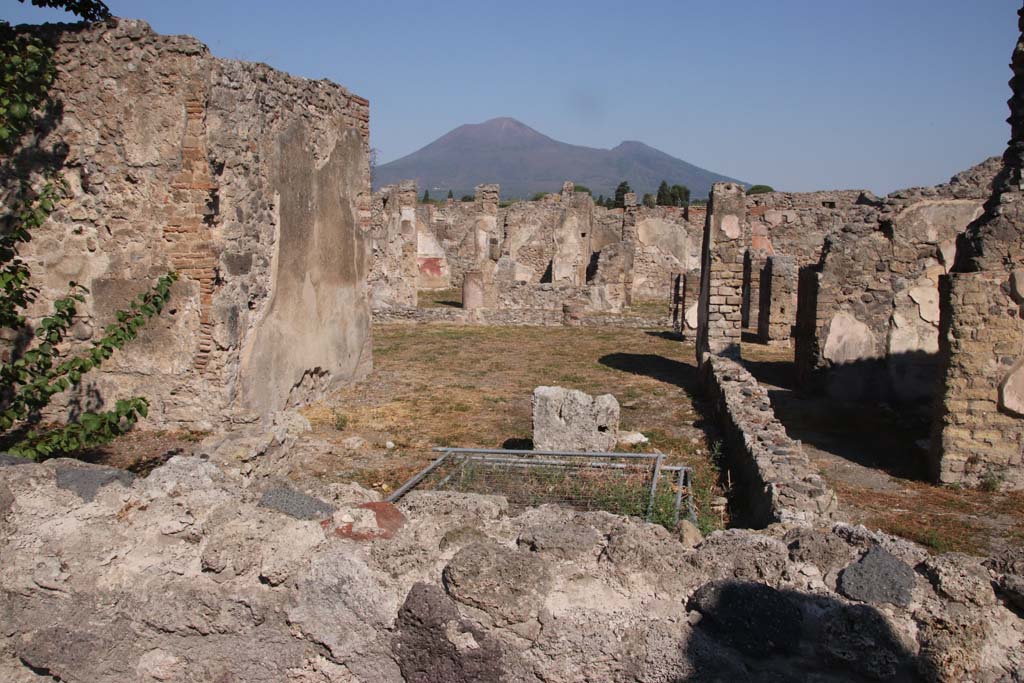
[6,19,372,427]
[758,255,797,346]
[632,206,700,302]
[793,158,998,403]
[931,9,1024,490]
[369,180,418,309]
[696,183,748,366]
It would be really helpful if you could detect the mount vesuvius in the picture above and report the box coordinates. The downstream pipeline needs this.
[373,117,746,201]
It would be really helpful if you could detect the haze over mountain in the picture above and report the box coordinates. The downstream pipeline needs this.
[374,117,746,201]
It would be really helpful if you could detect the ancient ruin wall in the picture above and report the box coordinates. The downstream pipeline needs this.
[931,9,1024,490]
[793,159,998,403]
[9,20,372,427]
[368,181,419,309]
[703,356,837,526]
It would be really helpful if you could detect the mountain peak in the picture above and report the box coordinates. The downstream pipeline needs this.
[376,120,745,199]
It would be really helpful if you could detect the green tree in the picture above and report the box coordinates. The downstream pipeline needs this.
[596,194,604,205]
[656,180,672,206]
[18,0,109,21]
[641,193,656,208]
[422,189,430,203]
[447,189,453,200]
[573,184,591,196]
[1,0,178,459]
[746,184,775,195]
[530,191,548,201]
[670,184,690,207]
[460,194,473,202]
[613,181,631,209]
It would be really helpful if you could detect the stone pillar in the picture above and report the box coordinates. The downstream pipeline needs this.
[397,180,419,308]
[930,6,1024,490]
[462,270,485,310]
[758,255,797,346]
[696,183,748,366]
[622,192,638,307]
[741,248,768,330]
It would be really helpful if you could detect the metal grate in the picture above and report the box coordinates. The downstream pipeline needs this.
[389,447,695,528]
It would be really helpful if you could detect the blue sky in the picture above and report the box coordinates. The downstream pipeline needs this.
[3,0,1020,194]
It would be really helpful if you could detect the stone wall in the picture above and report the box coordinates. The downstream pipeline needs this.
[794,159,998,403]
[369,181,418,309]
[703,356,838,526]
[377,180,699,320]
[931,7,1024,490]
[5,19,372,428]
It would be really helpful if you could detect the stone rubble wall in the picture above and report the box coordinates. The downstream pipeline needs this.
[793,158,999,404]
[702,356,839,527]
[4,19,373,428]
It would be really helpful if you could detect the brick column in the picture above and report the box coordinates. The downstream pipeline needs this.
[163,92,219,371]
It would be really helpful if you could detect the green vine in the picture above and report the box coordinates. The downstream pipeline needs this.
[2,0,177,460]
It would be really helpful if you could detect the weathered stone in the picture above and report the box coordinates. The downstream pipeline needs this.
[532,385,620,452]
[921,553,997,606]
[838,546,916,607]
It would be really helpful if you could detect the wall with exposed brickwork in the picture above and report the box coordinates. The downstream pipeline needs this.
[6,19,372,428]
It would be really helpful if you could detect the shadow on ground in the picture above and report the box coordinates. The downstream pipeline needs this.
[598,353,701,398]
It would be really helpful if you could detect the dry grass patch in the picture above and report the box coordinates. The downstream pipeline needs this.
[303,324,724,530]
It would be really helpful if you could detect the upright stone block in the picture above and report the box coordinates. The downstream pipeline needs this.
[462,270,485,310]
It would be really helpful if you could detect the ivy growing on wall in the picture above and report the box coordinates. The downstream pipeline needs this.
[2,0,179,459]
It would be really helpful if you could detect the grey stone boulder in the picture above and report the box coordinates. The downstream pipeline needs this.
[838,546,916,607]
[532,385,620,452]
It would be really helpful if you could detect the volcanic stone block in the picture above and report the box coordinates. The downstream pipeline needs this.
[837,546,915,607]
[532,386,620,452]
